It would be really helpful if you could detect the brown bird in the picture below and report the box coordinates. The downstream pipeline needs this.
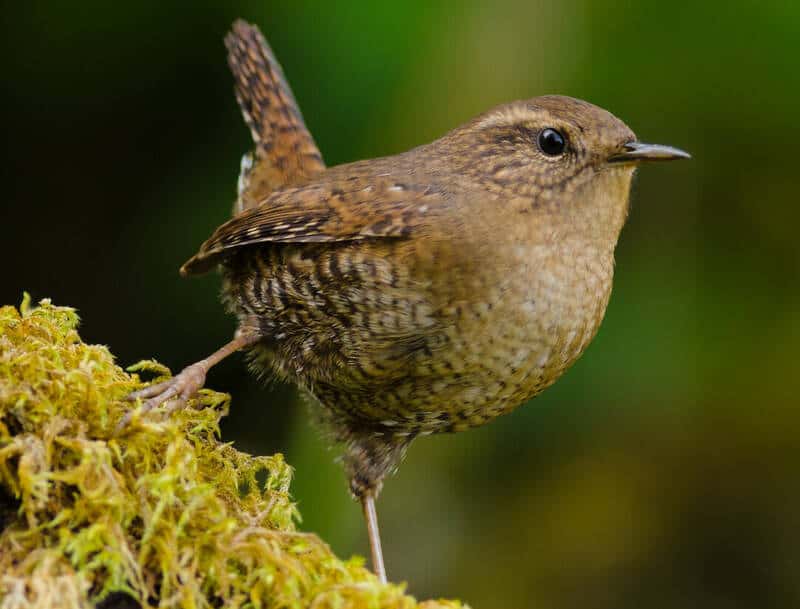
[122,20,690,582]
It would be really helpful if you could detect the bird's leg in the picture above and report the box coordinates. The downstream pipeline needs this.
[361,493,387,583]
[117,329,259,432]
[343,431,413,583]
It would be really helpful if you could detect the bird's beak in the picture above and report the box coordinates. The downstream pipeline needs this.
[608,141,691,164]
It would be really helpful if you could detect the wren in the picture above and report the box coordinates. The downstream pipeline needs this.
[122,20,690,582]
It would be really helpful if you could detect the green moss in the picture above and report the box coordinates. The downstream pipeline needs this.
[0,297,465,609]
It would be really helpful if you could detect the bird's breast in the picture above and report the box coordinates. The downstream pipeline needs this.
[416,238,616,431]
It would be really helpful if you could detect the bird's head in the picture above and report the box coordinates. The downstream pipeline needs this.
[447,95,689,247]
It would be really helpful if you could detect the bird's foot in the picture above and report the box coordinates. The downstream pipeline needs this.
[116,362,207,433]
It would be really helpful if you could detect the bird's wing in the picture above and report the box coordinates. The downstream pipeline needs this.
[181,174,439,275]
[226,20,325,210]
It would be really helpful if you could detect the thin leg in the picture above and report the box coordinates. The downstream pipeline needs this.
[116,331,258,433]
[361,494,387,583]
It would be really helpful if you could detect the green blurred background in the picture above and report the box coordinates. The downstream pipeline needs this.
[3,1,799,607]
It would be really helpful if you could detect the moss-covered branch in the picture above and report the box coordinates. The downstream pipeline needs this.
[0,297,464,609]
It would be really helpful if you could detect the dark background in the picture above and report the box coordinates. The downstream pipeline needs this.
[3,2,799,608]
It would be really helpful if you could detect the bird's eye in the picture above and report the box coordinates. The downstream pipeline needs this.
[537,128,566,156]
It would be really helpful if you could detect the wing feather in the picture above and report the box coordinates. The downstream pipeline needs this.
[181,174,438,275]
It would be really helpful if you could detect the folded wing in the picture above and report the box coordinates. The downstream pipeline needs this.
[181,173,439,275]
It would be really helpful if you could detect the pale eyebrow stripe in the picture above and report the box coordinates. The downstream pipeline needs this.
[475,106,537,130]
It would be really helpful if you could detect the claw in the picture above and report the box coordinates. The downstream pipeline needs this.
[116,363,207,434]
[126,378,178,401]
[116,333,258,435]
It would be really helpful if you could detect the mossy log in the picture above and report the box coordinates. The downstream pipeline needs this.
[0,296,464,609]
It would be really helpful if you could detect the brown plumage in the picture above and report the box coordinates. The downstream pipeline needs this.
[225,19,325,212]
[123,20,690,583]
